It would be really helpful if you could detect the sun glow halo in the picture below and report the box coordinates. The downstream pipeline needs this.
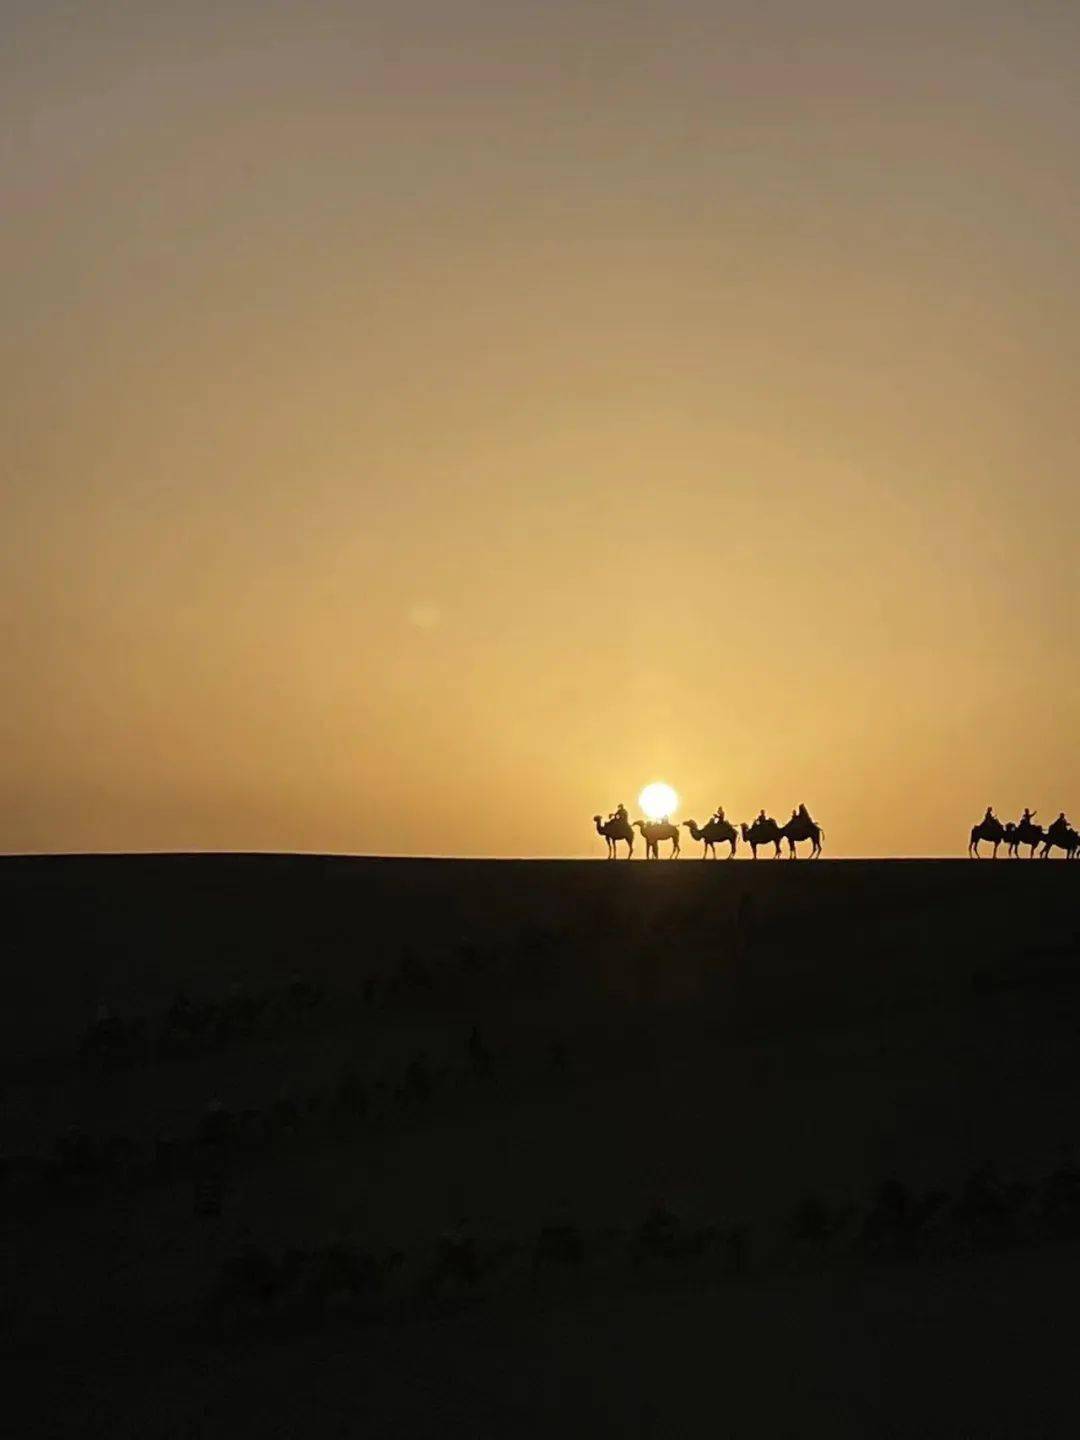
[639,782,679,822]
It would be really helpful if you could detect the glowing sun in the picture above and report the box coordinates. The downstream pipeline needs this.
[639,782,679,822]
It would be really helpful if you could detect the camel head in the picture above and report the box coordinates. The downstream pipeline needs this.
[740,823,750,840]
[682,819,701,838]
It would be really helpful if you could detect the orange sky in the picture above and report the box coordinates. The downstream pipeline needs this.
[3,1,1078,857]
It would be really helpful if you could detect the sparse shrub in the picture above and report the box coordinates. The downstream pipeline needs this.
[1037,1163,1080,1240]
[465,1026,494,1081]
[331,1069,368,1127]
[952,1166,1026,1253]
[531,1222,585,1287]
[789,1192,847,1248]
[861,1178,950,1262]
[427,1228,482,1292]
[631,1204,713,1267]
[397,1053,433,1107]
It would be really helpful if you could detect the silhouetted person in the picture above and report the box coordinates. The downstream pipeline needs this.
[984,806,996,824]
[798,803,812,825]
[711,804,726,825]
[610,803,629,825]
[755,809,767,826]
[1021,808,1037,825]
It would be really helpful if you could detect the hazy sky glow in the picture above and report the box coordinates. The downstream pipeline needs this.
[4,1,1078,856]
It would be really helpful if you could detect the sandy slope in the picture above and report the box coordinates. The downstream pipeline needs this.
[2,855,1078,1435]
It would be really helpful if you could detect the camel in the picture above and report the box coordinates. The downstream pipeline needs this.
[741,817,784,859]
[1040,820,1079,859]
[1007,818,1044,858]
[633,819,680,859]
[969,817,1005,858]
[682,818,738,859]
[593,814,634,859]
[781,814,824,859]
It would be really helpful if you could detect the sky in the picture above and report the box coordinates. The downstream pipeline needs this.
[3,0,1078,857]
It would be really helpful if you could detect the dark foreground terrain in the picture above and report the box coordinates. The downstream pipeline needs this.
[2,854,1079,1437]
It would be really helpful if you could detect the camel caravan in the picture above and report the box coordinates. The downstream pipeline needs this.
[969,808,1079,859]
[593,804,824,860]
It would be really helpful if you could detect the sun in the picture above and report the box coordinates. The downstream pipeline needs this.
[639,782,679,822]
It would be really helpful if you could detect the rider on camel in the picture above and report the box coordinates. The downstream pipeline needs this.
[1020,808,1037,826]
[755,809,767,827]
[983,806,996,825]
[610,803,629,826]
[710,804,726,825]
[797,803,812,826]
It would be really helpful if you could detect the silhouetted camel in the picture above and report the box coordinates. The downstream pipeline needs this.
[593,814,634,858]
[1041,820,1079,859]
[682,818,738,858]
[741,817,784,859]
[969,817,1005,858]
[633,819,680,859]
[780,815,824,859]
[1007,818,1044,858]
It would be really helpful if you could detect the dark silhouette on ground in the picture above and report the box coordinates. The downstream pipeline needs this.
[682,817,738,858]
[4,853,1080,1437]
[593,813,634,858]
[632,819,681,858]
